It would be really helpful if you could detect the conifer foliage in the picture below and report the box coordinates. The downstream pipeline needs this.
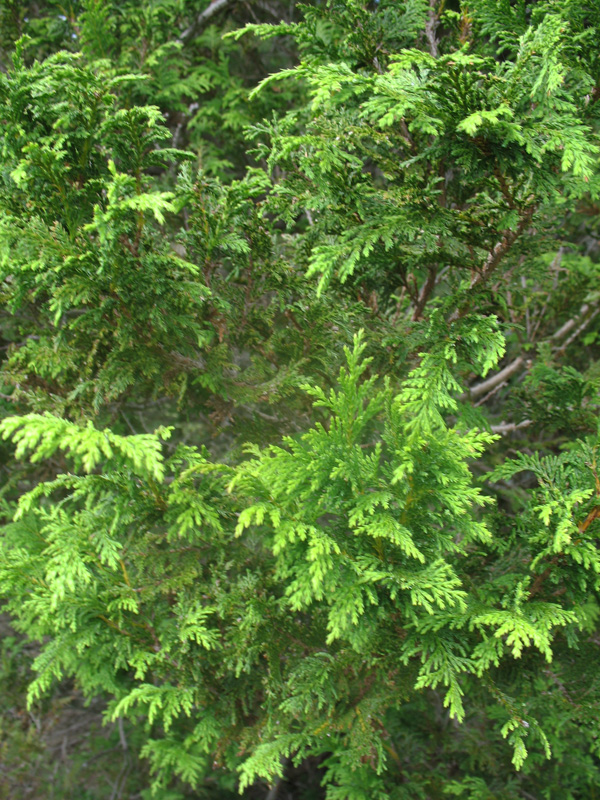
[1,1,600,798]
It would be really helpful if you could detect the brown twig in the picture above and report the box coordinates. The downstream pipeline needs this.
[448,203,536,323]
[528,564,555,599]
[412,265,437,321]
[578,506,600,534]
[528,508,600,599]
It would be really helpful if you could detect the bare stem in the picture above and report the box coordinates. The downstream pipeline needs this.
[424,0,439,57]
[180,0,236,42]
[412,265,438,321]
[448,204,535,323]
